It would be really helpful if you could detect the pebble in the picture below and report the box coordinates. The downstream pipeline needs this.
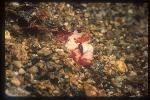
[11,78,21,87]
[13,61,23,68]
[52,56,59,60]
[101,28,107,33]
[19,68,26,74]
[55,49,65,56]
[5,30,11,40]
[112,76,126,88]
[64,75,69,79]
[47,64,55,71]
[84,12,90,17]
[81,4,87,7]
[129,71,137,76]
[70,77,79,86]
[128,9,133,14]
[144,51,148,57]
[53,90,60,95]
[10,2,20,7]
[6,70,14,77]
[36,62,44,70]
[64,22,68,26]
[28,66,39,74]
[66,4,70,7]
[5,87,30,96]
[14,72,19,76]
[84,83,98,96]
[86,78,96,84]
[49,72,56,79]
[116,58,128,73]
[54,59,60,64]
[37,47,51,56]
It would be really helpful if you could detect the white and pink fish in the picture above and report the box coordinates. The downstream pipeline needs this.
[55,30,94,66]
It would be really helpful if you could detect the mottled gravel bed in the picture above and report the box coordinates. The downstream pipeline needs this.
[5,2,148,96]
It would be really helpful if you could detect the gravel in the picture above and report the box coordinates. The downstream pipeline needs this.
[5,2,148,96]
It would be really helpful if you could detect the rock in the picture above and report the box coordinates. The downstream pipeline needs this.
[128,9,133,14]
[129,71,137,77]
[6,70,14,77]
[116,58,128,73]
[126,53,135,62]
[64,74,69,79]
[85,78,96,84]
[101,28,107,33]
[14,72,19,76]
[37,61,44,69]
[84,83,98,96]
[70,75,79,86]
[84,12,90,17]
[13,61,23,68]
[144,51,148,57]
[90,24,96,31]
[19,68,25,74]
[37,47,51,56]
[28,66,39,74]
[143,37,148,44]
[49,72,56,79]
[9,2,20,7]
[5,87,30,96]
[112,75,127,88]
[5,30,11,40]
[111,78,122,88]
[66,3,70,7]
[55,49,65,56]
[53,90,60,95]
[64,22,68,26]
[11,78,21,87]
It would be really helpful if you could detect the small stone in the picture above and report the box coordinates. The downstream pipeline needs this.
[28,66,39,74]
[129,71,137,76]
[52,56,59,60]
[53,90,60,95]
[70,77,79,86]
[86,78,96,84]
[49,72,56,79]
[37,47,51,56]
[55,49,65,56]
[101,28,107,33]
[37,61,45,69]
[116,58,128,73]
[84,13,90,17]
[14,72,19,76]
[13,61,23,68]
[5,87,30,96]
[90,24,96,31]
[11,78,21,87]
[64,22,68,26]
[66,4,70,7]
[64,75,69,79]
[128,9,133,14]
[5,30,11,40]
[84,83,98,96]
[111,78,122,88]
[144,51,148,57]
[143,37,148,44]
[47,64,55,72]
[19,68,25,74]
[81,4,87,7]
[6,70,14,77]
[10,2,20,7]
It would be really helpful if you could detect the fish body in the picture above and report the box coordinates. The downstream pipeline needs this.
[65,30,93,66]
